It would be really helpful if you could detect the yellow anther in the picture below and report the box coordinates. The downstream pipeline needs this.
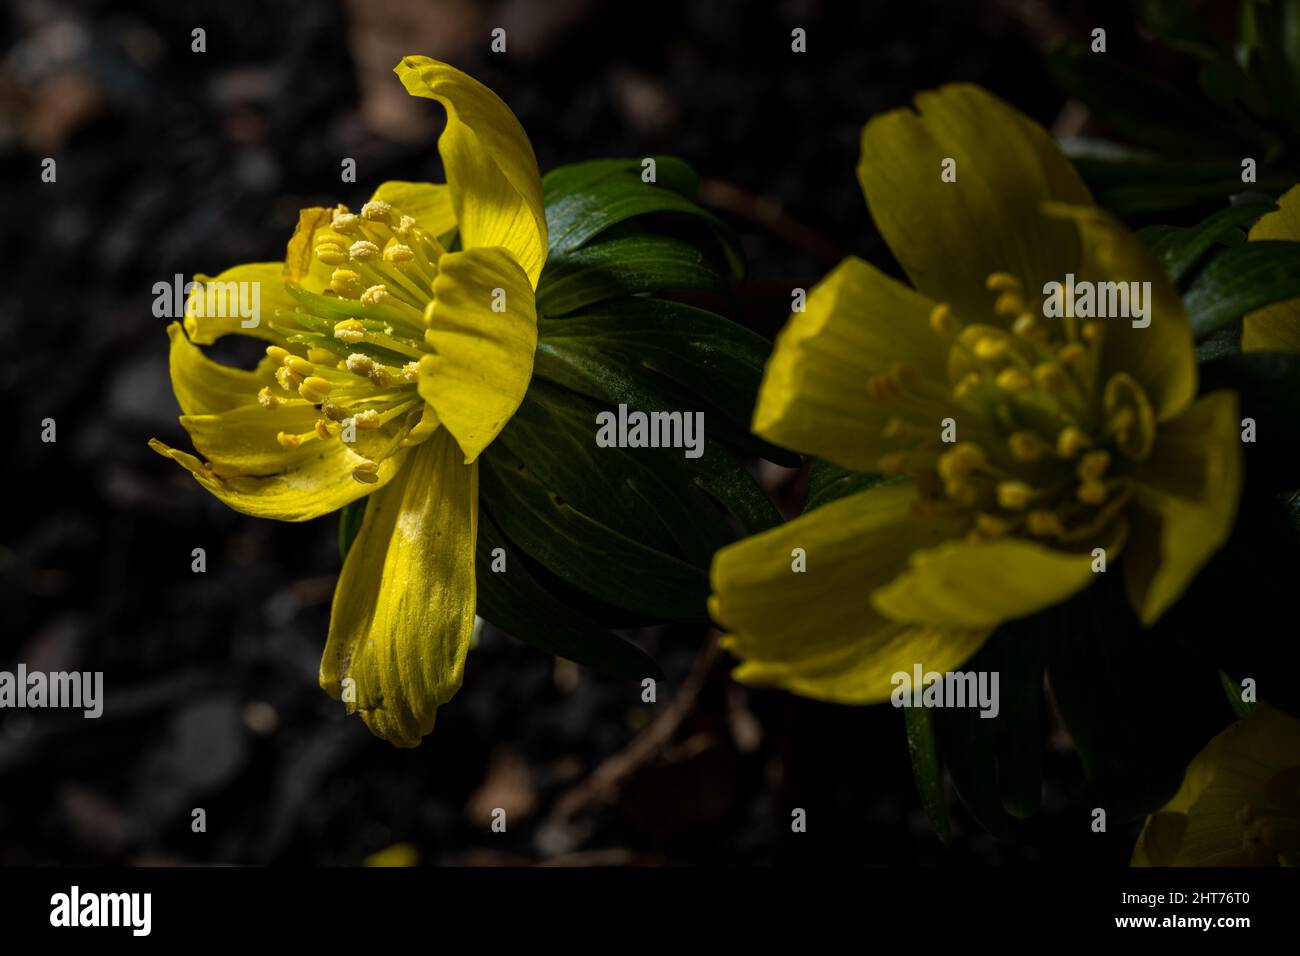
[360,284,389,307]
[403,361,420,381]
[352,460,380,484]
[314,419,335,441]
[331,207,359,233]
[307,347,337,365]
[275,366,303,391]
[322,402,347,422]
[315,243,347,266]
[1056,426,1091,459]
[285,356,315,378]
[985,272,1022,293]
[876,452,909,473]
[257,386,279,410]
[996,480,1034,511]
[1082,321,1104,342]
[974,336,1009,361]
[995,367,1032,392]
[1110,406,1135,435]
[1011,312,1039,337]
[383,243,415,263]
[265,345,291,364]
[1077,480,1108,505]
[944,478,979,508]
[929,303,958,335]
[353,409,381,429]
[1033,361,1069,393]
[1058,343,1088,366]
[882,417,912,442]
[1008,430,1046,462]
[333,319,366,343]
[276,431,302,450]
[953,372,982,400]
[1077,450,1111,483]
[1027,510,1064,537]
[994,292,1026,319]
[345,354,374,376]
[349,240,380,262]
[395,215,416,237]
[975,513,1012,537]
[360,200,392,222]
[938,443,986,483]
[299,376,333,404]
[330,269,363,298]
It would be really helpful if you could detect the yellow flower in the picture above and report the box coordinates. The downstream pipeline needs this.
[708,85,1242,704]
[1133,705,1300,866]
[150,57,547,746]
[1243,183,1300,352]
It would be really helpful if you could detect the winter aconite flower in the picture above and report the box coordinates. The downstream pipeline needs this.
[708,85,1242,703]
[1244,183,1300,352]
[150,57,547,746]
[1132,705,1300,866]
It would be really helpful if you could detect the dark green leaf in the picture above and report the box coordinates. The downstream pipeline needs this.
[988,623,1045,820]
[904,707,950,846]
[934,661,1015,841]
[537,234,728,317]
[535,297,798,465]
[1140,201,1274,283]
[1219,670,1257,720]
[475,508,663,680]
[804,459,894,513]
[1184,239,1300,338]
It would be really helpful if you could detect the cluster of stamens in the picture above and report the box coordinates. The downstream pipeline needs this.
[251,200,446,483]
[872,271,1156,543]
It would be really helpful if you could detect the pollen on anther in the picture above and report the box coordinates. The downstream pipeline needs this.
[257,386,279,410]
[349,240,380,262]
[276,431,302,449]
[360,200,392,222]
[333,319,366,343]
[360,284,388,307]
[996,480,1033,511]
[383,243,414,263]
[353,409,381,429]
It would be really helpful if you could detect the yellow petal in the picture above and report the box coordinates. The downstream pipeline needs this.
[1123,390,1242,626]
[319,429,477,747]
[149,438,405,522]
[1244,184,1300,352]
[753,256,946,472]
[709,481,986,704]
[369,181,456,241]
[394,56,547,287]
[282,206,338,295]
[1042,202,1197,422]
[858,84,1090,319]
[167,322,277,416]
[872,531,1122,630]
[1133,705,1300,866]
[419,246,537,463]
[183,263,295,346]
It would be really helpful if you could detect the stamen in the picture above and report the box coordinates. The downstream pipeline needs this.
[995,368,1031,392]
[1056,426,1091,459]
[333,319,366,343]
[996,480,1033,510]
[1077,480,1108,505]
[985,273,1022,293]
[275,366,303,391]
[349,240,380,262]
[330,269,364,298]
[277,431,302,449]
[929,303,958,336]
[1008,431,1046,462]
[1077,450,1110,482]
[360,200,392,222]
[298,376,333,404]
[316,243,347,266]
[360,285,389,307]
[1027,510,1064,536]
[352,459,380,483]
[257,386,279,410]
[384,243,415,263]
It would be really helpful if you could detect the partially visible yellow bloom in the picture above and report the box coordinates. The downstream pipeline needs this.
[1243,183,1300,352]
[1133,705,1300,866]
[708,85,1242,704]
[150,57,547,746]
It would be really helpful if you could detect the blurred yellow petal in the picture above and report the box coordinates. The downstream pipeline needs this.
[183,262,294,345]
[369,181,456,240]
[1243,184,1300,352]
[1124,390,1242,626]
[1133,705,1300,866]
[319,430,476,747]
[166,322,277,416]
[149,438,405,522]
[753,256,946,473]
[710,481,985,703]
[395,56,547,286]
[858,84,1090,319]
[282,206,339,295]
[872,532,1121,630]
[1043,202,1196,422]
[419,246,537,463]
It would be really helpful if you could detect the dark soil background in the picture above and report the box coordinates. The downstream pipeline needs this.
[0,0,1158,865]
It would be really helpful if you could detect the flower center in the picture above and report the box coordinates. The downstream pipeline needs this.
[256,200,445,482]
[871,271,1156,542]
